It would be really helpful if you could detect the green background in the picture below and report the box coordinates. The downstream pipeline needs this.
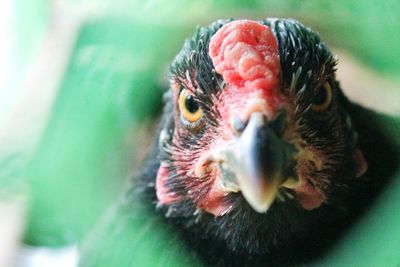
[1,0,399,266]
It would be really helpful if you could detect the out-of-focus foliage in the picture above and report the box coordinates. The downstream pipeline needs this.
[23,19,193,245]
[0,0,399,266]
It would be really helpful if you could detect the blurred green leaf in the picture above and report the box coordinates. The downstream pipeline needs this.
[4,0,398,263]
[23,17,193,246]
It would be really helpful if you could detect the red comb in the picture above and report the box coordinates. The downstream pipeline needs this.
[209,20,280,94]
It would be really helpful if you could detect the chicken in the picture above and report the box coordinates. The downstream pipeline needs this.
[80,18,399,267]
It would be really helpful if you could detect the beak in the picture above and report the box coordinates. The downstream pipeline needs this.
[214,112,295,213]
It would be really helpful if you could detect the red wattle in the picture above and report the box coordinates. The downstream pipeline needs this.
[156,164,180,205]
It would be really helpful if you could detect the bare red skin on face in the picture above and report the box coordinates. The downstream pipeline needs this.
[295,182,327,210]
[157,21,285,216]
[156,20,328,216]
[195,167,233,216]
[156,164,180,205]
[354,148,368,177]
[197,20,284,215]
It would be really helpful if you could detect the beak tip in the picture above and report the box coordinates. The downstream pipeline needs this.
[242,187,278,213]
[248,199,274,213]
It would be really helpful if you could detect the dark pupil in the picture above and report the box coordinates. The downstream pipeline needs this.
[185,95,199,113]
[313,87,327,106]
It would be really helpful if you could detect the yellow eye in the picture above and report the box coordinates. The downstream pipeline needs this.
[311,82,333,112]
[178,89,203,125]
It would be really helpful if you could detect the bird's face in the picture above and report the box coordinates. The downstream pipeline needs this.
[156,19,367,231]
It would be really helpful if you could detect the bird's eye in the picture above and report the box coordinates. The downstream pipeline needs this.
[311,82,333,112]
[178,89,203,126]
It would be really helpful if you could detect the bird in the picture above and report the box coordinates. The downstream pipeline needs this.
[79,18,400,267]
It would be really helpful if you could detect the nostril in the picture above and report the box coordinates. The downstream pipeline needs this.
[231,116,247,134]
[231,111,286,136]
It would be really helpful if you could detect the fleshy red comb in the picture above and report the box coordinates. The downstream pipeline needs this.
[209,20,280,94]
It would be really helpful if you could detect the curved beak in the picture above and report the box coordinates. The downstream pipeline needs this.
[215,112,295,213]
